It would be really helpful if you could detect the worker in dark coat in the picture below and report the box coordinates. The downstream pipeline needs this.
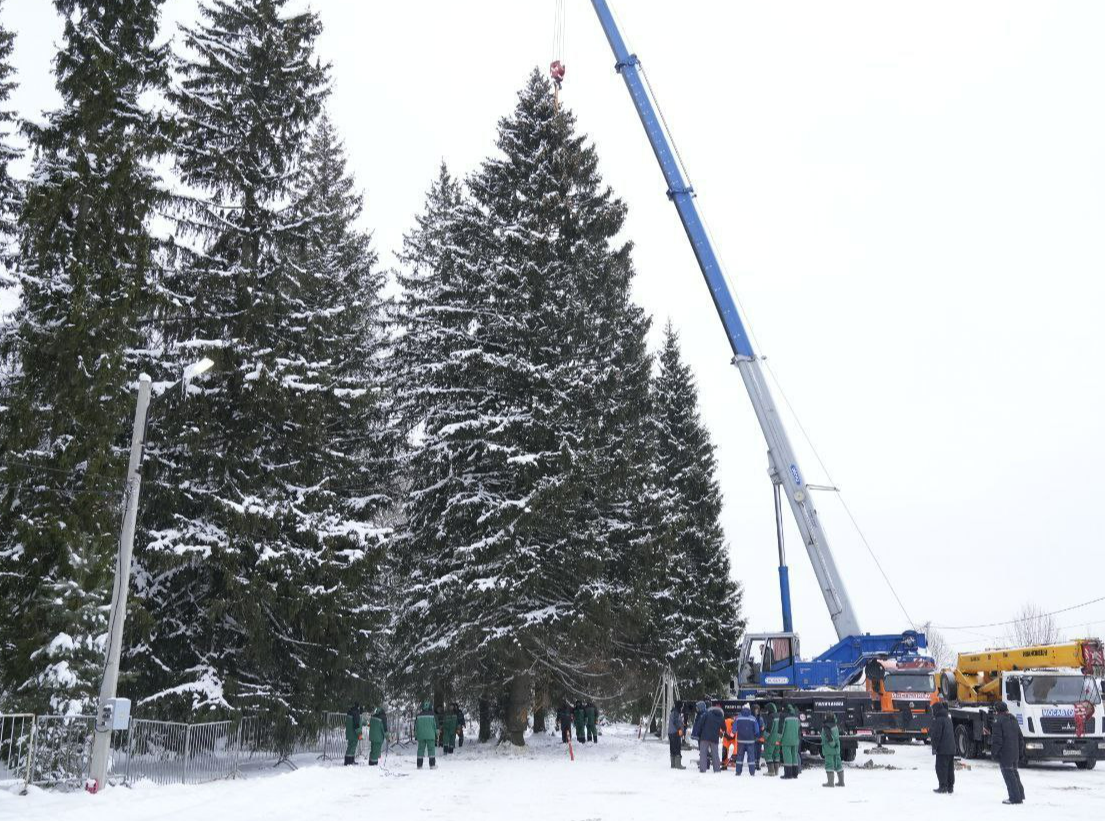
[695,700,726,773]
[753,703,766,767]
[732,704,759,776]
[573,700,587,743]
[584,701,599,742]
[556,702,573,743]
[929,701,955,794]
[667,704,686,769]
[691,700,707,741]
[368,706,387,766]
[415,701,438,769]
[990,702,1025,805]
[344,703,362,766]
[453,703,466,747]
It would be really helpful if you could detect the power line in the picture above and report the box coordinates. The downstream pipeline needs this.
[931,596,1105,631]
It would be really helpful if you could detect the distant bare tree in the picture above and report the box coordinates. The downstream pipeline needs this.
[1004,603,1059,647]
[918,621,956,669]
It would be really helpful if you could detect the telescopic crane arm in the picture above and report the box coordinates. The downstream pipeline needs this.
[589,0,861,641]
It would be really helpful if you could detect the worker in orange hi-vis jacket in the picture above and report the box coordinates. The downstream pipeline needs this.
[719,714,736,769]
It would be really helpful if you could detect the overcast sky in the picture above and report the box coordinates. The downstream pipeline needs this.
[3,0,1104,658]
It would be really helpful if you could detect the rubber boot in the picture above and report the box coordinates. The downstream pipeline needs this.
[823,771,836,788]
[343,755,354,766]
[417,758,423,769]
[429,757,437,769]
[837,769,845,788]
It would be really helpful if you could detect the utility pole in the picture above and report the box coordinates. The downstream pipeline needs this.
[87,374,151,792]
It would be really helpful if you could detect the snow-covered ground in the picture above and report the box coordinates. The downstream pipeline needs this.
[3,725,1102,821]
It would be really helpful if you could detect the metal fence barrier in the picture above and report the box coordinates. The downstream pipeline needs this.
[5,708,381,790]
[0,714,34,788]
[28,715,95,788]
[181,721,235,784]
[124,719,188,786]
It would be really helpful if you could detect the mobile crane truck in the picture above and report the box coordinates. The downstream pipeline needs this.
[587,0,932,761]
[940,639,1104,769]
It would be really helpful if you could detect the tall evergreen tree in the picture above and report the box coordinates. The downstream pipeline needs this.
[0,1,20,271]
[0,0,169,714]
[648,322,742,694]
[392,72,655,742]
[131,2,385,718]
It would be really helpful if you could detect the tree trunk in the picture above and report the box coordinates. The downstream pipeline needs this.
[532,680,547,733]
[507,672,532,746]
[433,680,447,714]
[478,695,492,743]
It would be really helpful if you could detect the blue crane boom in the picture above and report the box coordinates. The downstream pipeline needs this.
[588,1,927,692]
[589,0,858,641]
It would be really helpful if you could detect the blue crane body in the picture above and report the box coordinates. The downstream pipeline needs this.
[588,0,927,696]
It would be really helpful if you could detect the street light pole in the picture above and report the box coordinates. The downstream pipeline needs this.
[86,358,212,792]
[88,374,151,792]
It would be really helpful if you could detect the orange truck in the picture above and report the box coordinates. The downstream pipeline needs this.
[863,656,939,739]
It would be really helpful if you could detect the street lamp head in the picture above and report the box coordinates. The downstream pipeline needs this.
[182,357,215,382]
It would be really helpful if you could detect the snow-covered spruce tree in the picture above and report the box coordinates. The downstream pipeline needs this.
[648,322,742,695]
[0,0,169,715]
[392,72,654,743]
[131,2,387,718]
[0,1,20,271]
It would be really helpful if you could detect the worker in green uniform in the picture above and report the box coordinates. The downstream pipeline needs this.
[763,703,782,776]
[415,701,438,769]
[368,706,387,766]
[584,701,598,743]
[442,703,459,754]
[820,713,844,787]
[780,704,801,779]
[573,700,586,743]
[344,703,362,766]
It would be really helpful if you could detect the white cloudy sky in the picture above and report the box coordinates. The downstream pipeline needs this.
[3,0,1104,657]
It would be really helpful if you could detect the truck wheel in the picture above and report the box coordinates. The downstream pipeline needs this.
[1076,758,1097,771]
[954,724,976,759]
[842,745,857,763]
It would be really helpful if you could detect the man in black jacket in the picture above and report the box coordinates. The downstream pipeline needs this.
[929,701,955,794]
[990,702,1025,805]
[696,700,726,773]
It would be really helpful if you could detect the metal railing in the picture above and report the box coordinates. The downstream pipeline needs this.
[6,708,381,790]
[0,714,34,788]
[28,715,95,788]
[124,719,188,786]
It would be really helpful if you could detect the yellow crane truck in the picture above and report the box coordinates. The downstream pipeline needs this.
[938,639,1104,769]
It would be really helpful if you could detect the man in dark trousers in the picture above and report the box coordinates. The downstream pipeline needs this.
[732,704,759,776]
[556,702,573,743]
[667,704,686,769]
[990,702,1025,805]
[696,700,726,773]
[929,701,955,794]
[453,703,466,747]
[344,703,361,766]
